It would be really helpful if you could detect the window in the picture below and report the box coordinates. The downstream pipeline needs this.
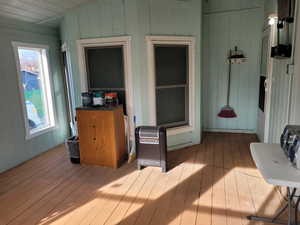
[77,36,134,139]
[84,46,126,114]
[155,45,189,127]
[146,36,195,135]
[12,42,56,139]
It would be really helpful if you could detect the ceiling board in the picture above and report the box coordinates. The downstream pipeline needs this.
[0,0,94,27]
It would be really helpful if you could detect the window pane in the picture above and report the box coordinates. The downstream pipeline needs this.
[156,87,188,127]
[85,46,125,89]
[155,45,188,86]
[18,48,52,133]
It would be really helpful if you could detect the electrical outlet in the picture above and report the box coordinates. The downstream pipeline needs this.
[287,64,295,75]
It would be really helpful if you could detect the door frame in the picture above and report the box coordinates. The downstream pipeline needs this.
[263,18,277,143]
[61,42,77,136]
[77,36,134,143]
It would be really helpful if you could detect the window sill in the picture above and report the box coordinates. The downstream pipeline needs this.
[166,125,194,136]
[26,125,57,140]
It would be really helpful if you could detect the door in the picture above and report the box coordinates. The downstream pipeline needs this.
[257,23,276,142]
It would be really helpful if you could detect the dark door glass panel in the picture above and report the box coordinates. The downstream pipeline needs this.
[156,87,188,127]
[85,46,124,89]
[154,45,188,86]
[259,76,266,112]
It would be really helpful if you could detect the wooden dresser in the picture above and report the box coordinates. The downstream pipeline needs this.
[76,105,126,168]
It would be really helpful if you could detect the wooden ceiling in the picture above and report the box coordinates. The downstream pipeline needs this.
[0,0,92,26]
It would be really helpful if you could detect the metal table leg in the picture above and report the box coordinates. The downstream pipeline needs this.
[295,196,300,225]
[247,187,298,225]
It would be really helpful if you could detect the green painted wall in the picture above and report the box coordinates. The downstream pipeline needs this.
[202,1,264,132]
[268,58,291,143]
[60,0,202,149]
[290,3,300,127]
[0,17,69,172]
[264,0,277,18]
[203,0,263,13]
[264,0,295,143]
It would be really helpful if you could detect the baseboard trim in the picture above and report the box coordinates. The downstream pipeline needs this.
[168,141,194,151]
[203,128,256,134]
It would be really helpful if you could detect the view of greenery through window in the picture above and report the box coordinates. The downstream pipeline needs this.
[18,48,47,131]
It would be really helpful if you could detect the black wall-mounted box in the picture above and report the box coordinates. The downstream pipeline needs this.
[278,0,295,23]
[271,44,292,59]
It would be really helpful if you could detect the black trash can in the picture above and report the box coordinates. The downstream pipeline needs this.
[65,136,80,164]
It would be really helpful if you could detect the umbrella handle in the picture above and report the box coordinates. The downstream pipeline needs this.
[227,51,232,105]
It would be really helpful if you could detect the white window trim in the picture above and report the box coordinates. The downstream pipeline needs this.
[12,42,57,140]
[77,36,135,140]
[61,42,77,136]
[146,35,196,136]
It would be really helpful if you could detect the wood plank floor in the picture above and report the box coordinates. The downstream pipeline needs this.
[0,133,292,225]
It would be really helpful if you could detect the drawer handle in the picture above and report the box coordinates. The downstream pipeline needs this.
[93,138,96,141]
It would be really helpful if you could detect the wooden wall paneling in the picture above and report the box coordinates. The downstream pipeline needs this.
[124,0,145,124]
[231,12,244,130]
[111,0,126,35]
[86,2,103,38]
[202,15,210,129]
[78,4,96,39]
[203,0,263,13]
[202,14,208,130]
[61,0,202,148]
[246,10,262,131]
[62,11,80,41]
[0,18,69,172]
[218,13,229,130]
[99,0,113,37]
[203,8,263,132]
[268,59,290,143]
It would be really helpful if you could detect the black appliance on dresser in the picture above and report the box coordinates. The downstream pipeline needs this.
[135,126,167,172]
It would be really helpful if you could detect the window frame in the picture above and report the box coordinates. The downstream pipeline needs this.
[12,42,57,140]
[84,45,125,91]
[77,36,134,140]
[146,36,195,136]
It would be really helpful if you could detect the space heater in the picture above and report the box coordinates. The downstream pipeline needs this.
[135,126,167,172]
